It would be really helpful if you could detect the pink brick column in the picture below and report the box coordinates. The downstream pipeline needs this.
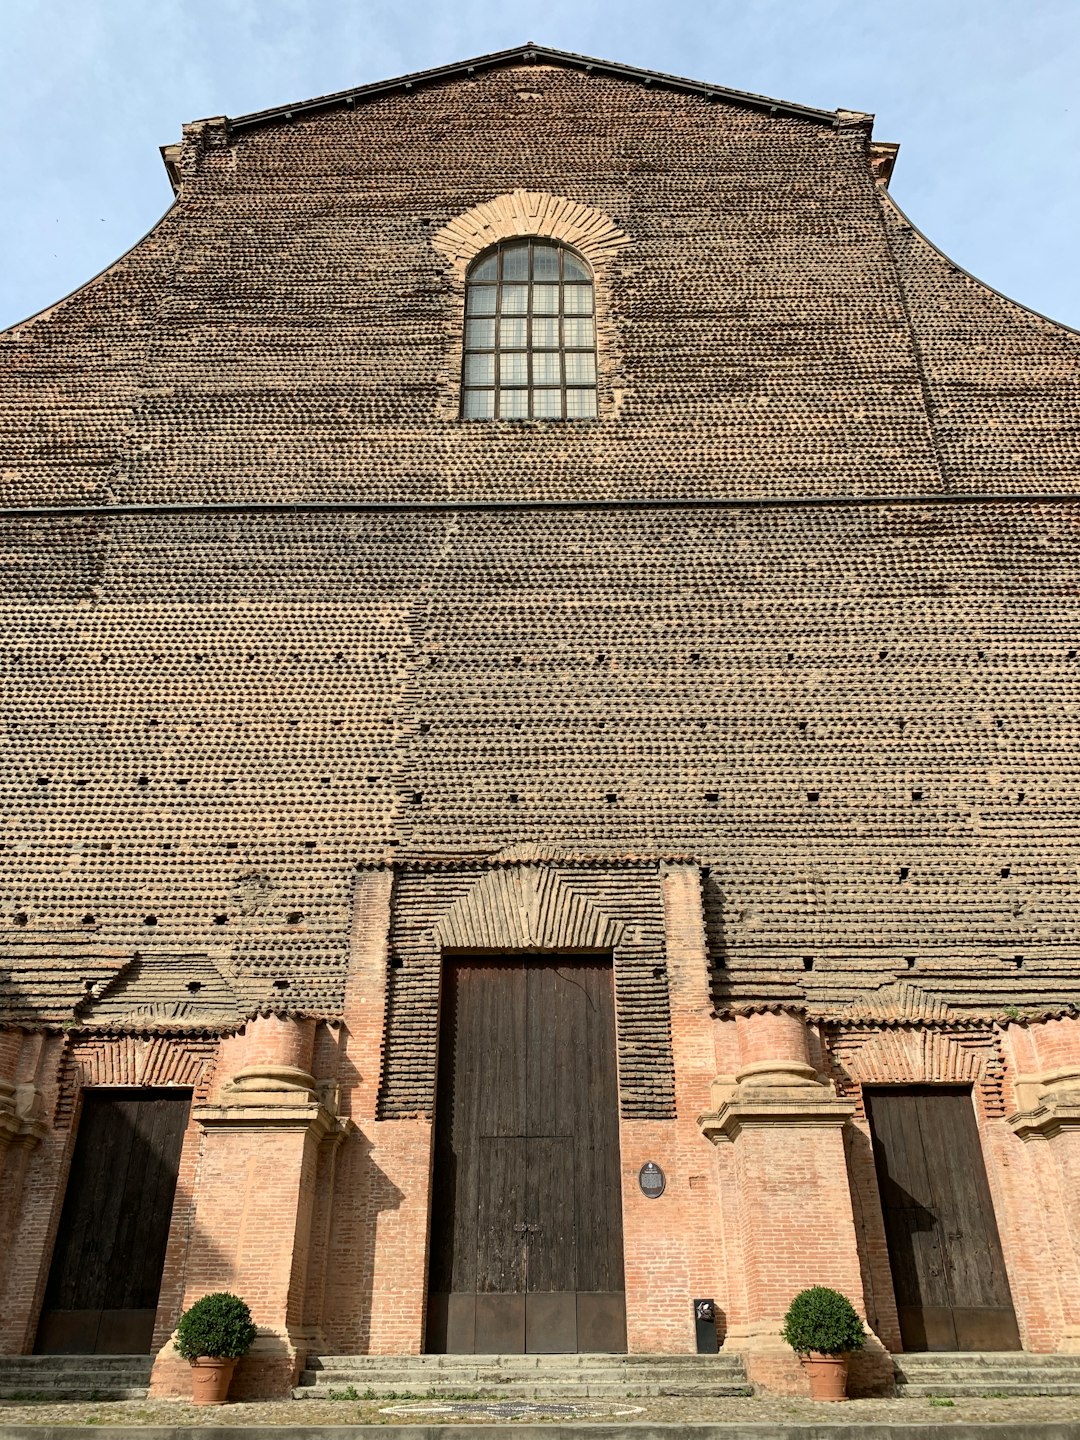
[619,863,727,1352]
[320,868,433,1355]
[149,1014,345,1400]
[0,1030,53,1352]
[1004,1015,1080,1351]
[699,1009,892,1395]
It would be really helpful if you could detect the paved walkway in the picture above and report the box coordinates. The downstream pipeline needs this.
[2,1393,1080,1435]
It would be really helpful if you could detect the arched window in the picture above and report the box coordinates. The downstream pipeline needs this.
[461,240,597,420]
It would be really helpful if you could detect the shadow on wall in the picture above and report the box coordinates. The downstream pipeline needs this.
[314,1122,406,1353]
[702,870,733,1007]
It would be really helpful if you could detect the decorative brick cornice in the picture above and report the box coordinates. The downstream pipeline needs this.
[432,190,629,278]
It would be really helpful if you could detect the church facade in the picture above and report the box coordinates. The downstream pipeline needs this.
[2,44,1080,1398]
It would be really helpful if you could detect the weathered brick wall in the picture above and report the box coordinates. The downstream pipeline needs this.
[4,501,1080,1024]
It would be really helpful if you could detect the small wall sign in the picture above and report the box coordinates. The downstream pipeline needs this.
[638,1161,666,1198]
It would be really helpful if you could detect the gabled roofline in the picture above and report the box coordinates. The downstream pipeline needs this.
[215,42,845,140]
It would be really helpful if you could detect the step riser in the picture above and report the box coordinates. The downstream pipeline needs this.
[901,1383,1080,1397]
[0,1361,152,1372]
[296,1382,754,1393]
[303,1365,746,1377]
[305,1357,743,1368]
[0,1389,149,1401]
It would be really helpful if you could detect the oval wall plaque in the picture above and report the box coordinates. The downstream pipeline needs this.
[638,1161,666,1198]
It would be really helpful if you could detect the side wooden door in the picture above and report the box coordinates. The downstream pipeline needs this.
[428,955,625,1353]
[37,1088,191,1354]
[866,1086,1020,1351]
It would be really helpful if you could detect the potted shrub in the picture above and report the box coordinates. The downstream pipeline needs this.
[174,1291,257,1404]
[781,1286,866,1401]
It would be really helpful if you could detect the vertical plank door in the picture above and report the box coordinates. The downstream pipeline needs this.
[866,1086,1020,1351]
[428,954,625,1353]
[36,1088,191,1354]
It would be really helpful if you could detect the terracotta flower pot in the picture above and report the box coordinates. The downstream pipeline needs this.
[189,1355,237,1405]
[799,1351,848,1401]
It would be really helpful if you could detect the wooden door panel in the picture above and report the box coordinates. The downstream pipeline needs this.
[477,1137,526,1293]
[867,1086,1019,1352]
[38,1089,190,1354]
[525,1136,576,1293]
[915,1090,1014,1311]
[428,954,624,1354]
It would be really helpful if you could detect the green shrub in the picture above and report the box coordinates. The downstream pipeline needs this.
[174,1292,257,1361]
[780,1287,866,1356]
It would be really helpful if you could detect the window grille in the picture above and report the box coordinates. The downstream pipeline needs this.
[461,240,597,420]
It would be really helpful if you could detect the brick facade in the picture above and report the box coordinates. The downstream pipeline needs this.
[2,43,1080,1397]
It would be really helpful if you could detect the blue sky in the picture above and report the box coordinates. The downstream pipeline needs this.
[2,0,1078,331]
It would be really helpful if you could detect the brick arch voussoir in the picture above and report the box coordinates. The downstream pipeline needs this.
[825,1025,1007,1119]
[432,190,630,280]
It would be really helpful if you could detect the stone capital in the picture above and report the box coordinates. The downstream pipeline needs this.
[699,1081,855,1144]
[0,1080,47,1152]
[194,1098,344,1144]
[1008,1094,1080,1141]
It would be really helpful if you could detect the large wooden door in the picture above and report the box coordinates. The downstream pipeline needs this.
[37,1088,191,1354]
[428,955,625,1354]
[866,1086,1020,1351]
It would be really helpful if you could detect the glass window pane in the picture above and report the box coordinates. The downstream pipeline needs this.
[564,285,593,315]
[534,352,561,385]
[563,252,590,281]
[466,317,496,349]
[467,285,497,315]
[499,317,527,348]
[534,389,562,419]
[563,317,594,347]
[463,389,495,419]
[565,352,596,384]
[501,244,529,280]
[566,388,597,419]
[533,285,559,315]
[531,317,559,348]
[533,244,560,279]
[465,353,495,385]
[501,352,528,385]
[499,389,529,419]
[501,284,528,314]
[470,254,498,281]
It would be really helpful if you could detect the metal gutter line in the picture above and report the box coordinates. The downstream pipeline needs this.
[3,493,1080,521]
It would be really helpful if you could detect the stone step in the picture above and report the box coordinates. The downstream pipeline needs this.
[897,1351,1080,1369]
[901,1381,1080,1397]
[303,1353,745,1371]
[294,1381,752,1400]
[0,1355,153,1402]
[894,1352,1080,1396]
[0,1355,153,1373]
[303,1361,746,1376]
[295,1352,750,1400]
[899,1366,1080,1383]
[0,1385,149,1401]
